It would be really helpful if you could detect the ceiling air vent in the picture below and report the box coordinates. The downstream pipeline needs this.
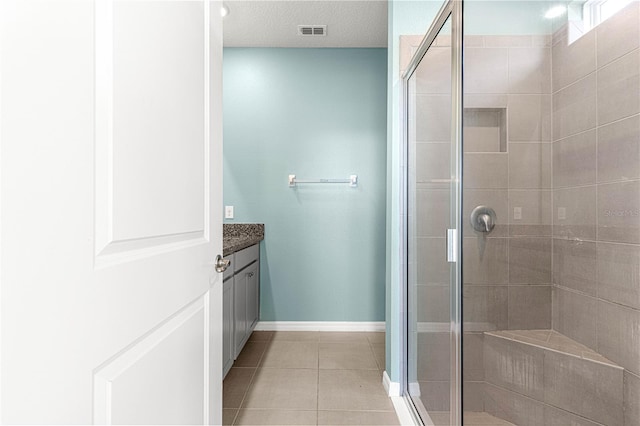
[297,25,327,36]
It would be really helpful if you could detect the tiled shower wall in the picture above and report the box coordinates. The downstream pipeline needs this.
[405,5,640,419]
[551,3,640,425]
[461,33,553,413]
[404,32,554,412]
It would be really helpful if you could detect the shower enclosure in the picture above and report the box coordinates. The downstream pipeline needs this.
[404,0,640,425]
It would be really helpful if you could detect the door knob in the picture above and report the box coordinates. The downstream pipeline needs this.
[214,254,231,273]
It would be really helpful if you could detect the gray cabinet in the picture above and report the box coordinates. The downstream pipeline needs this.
[233,244,260,358]
[222,256,235,378]
[222,244,260,378]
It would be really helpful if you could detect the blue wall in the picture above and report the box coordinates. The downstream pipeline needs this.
[223,48,388,322]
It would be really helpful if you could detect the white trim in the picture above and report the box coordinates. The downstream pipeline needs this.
[391,397,420,426]
[383,370,401,397]
[254,321,385,332]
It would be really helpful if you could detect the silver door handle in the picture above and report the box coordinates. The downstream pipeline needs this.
[215,254,231,273]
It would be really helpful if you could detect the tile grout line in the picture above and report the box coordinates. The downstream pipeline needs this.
[233,333,273,424]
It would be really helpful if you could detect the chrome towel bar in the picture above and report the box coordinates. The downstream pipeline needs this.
[288,174,358,188]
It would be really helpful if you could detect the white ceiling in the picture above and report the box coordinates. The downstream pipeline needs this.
[222,0,388,48]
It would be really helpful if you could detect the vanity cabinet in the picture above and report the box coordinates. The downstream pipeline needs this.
[222,264,235,377]
[222,244,260,378]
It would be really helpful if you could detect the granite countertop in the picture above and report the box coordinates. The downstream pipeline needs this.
[223,223,264,256]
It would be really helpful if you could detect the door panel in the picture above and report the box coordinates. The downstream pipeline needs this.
[96,297,207,425]
[406,12,458,426]
[0,0,223,423]
[110,0,205,242]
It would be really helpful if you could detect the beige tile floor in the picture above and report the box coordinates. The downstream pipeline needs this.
[431,412,515,426]
[223,330,400,426]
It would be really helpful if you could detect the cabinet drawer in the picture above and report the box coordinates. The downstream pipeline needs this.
[234,244,259,272]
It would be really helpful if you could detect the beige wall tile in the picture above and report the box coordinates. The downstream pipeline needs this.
[463,285,508,331]
[484,334,544,399]
[552,287,598,350]
[552,29,596,91]
[464,48,509,94]
[596,1,640,66]
[464,153,508,189]
[464,94,507,109]
[463,237,509,285]
[415,95,451,141]
[484,383,545,426]
[508,285,551,329]
[464,35,484,47]
[508,143,552,189]
[596,1,640,67]
[509,238,552,284]
[417,332,450,381]
[416,237,449,285]
[416,142,450,182]
[553,239,597,296]
[553,186,597,240]
[543,406,602,426]
[508,48,551,94]
[508,190,552,237]
[597,242,640,310]
[625,371,640,426]
[597,300,640,375]
[552,130,597,188]
[416,188,450,237]
[484,35,528,48]
[463,381,485,412]
[415,46,451,95]
[420,380,450,412]
[417,284,450,323]
[507,95,552,141]
[552,73,597,140]
[597,49,640,126]
[399,35,423,75]
[464,189,508,237]
[532,35,552,48]
[597,114,640,183]
[463,332,484,381]
[597,180,640,244]
[543,351,623,426]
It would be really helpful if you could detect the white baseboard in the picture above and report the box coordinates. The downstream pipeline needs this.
[391,396,420,426]
[383,370,401,397]
[255,321,385,332]
[408,381,421,397]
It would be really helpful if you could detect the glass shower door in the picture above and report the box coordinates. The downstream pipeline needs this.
[406,7,461,425]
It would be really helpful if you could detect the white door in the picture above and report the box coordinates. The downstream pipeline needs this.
[0,0,224,423]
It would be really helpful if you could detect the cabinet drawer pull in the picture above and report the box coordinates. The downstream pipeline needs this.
[247,272,254,278]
